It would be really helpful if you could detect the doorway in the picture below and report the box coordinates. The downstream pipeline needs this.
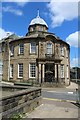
[45,63,55,82]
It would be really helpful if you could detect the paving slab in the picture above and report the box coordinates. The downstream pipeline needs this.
[26,99,79,118]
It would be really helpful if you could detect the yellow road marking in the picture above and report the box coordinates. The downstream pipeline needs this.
[43,97,76,103]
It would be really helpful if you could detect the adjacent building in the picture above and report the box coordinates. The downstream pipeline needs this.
[1,12,70,86]
[70,67,80,80]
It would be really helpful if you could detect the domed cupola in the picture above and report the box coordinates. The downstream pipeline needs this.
[28,10,48,32]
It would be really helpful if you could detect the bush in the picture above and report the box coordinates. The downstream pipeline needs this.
[10,113,23,120]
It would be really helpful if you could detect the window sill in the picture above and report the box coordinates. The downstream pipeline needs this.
[10,55,14,57]
[18,53,24,56]
[18,77,23,79]
[29,53,37,55]
[29,77,36,79]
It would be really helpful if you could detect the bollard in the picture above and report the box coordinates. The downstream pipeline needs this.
[76,88,80,104]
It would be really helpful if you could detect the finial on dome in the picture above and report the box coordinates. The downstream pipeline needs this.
[37,9,40,18]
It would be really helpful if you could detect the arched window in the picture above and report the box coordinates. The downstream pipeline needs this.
[46,42,52,54]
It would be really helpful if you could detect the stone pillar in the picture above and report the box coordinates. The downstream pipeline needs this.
[58,64,61,83]
[42,64,45,83]
[36,65,38,81]
[55,64,57,79]
[39,64,41,83]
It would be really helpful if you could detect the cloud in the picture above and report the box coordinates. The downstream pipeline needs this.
[2,0,29,1]
[2,0,29,6]
[66,31,80,48]
[16,2,27,7]
[2,6,23,16]
[2,0,79,2]
[70,57,80,68]
[50,0,79,2]
[0,28,13,40]
[47,1,78,28]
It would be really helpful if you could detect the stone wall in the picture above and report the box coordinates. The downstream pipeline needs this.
[0,86,41,119]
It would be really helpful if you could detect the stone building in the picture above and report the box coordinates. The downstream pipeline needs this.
[1,12,70,86]
[0,41,3,81]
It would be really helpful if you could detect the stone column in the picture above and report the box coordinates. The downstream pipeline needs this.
[55,64,58,83]
[39,64,41,83]
[36,65,38,81]
[55,64,57,79]
[42,64,45,83]
[58,64,61,83]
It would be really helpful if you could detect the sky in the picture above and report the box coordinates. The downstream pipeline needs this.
[0,0,80,68]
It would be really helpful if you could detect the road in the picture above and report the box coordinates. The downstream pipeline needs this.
[42,89,78,102]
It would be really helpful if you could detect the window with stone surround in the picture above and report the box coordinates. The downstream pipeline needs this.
[38,26,43,31]
[61,65,64,78]
[19,44,24,54]
[10,46,14,56]
[30,42,36,54]
[18,63,23,78]
[10,64,13,78]
[46,43,52,54]
[60,45,64,56]
[29,63,36,78]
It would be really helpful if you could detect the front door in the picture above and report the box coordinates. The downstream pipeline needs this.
[45,63,55,82]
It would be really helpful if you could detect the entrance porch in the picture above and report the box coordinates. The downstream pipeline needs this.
[38,63,60,84]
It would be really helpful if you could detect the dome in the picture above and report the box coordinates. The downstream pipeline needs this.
[29,10,48,28]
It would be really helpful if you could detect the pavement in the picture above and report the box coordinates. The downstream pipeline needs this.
[66,82,78,90]
[42,82,78,91]
[25,82,79,119]
[26,99,78,118]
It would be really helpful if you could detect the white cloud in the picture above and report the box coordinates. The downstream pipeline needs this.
[2,6,23,16]
[51,0,79,2]
[2,0,79,2]
[16,2,27,7]
[0,28,13,40]
[2,0,49,2]
[2,0,29,6]
[66,31,80,48]
[47,1,78,28]
[2,0,28,2]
